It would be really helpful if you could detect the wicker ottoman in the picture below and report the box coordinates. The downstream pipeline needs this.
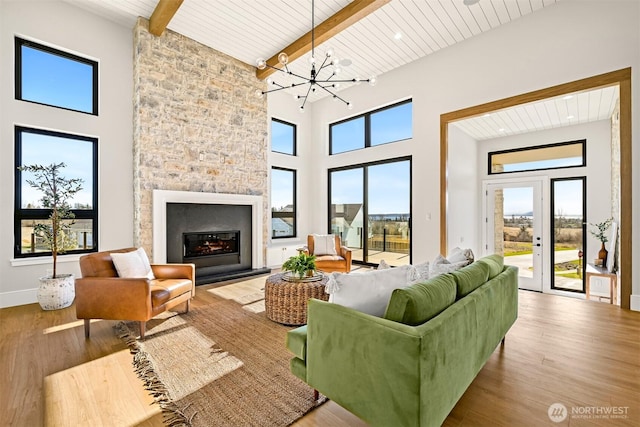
[264,272,330,325]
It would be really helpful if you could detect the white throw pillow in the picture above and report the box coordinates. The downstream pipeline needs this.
[111,248,155,279]
[377,259,391,270]
[430,254,467,278]
[408,261,430,284]
[447,247,474,265]
[326,265,412,317]
[313,234,337,256]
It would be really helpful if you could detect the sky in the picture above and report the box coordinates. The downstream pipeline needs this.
[18,43,95,209]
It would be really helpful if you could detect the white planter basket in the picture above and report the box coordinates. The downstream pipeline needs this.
[37,274,75,310]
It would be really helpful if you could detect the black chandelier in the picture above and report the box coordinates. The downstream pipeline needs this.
[256,0,376,112]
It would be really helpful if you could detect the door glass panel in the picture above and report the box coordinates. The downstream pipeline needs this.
[367,161,410,266]
[330,168,364,262]
[487,182,542,292]
[551,178,585,291]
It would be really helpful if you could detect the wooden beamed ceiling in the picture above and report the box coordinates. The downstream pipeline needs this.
[149,0,184,36]
[255,0,391,80]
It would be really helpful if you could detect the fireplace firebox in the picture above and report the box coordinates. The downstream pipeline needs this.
[183,231,240,268]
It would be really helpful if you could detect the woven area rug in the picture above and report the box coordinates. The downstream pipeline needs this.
[115,294,325,427]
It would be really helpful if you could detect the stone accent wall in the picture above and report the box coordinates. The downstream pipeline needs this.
[133,18,268,257]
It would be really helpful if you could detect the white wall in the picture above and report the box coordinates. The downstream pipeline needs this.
[267,91,314,253]
[306,0,640,305]
[447,125,479,255]
[0,2,133,307]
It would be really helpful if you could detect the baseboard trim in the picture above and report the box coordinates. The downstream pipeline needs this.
[630,294,640,312]
[0,288,38,309]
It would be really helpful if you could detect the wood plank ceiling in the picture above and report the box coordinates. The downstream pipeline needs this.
[62,0,617,138]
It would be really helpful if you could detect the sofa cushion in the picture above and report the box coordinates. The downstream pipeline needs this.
[451,261,490,299]
[477,254,504,279]
[383,274,457,325]
[111,247,155,279]
[150,278,192,306]
[286,325,308,360]
[326,265,412,317]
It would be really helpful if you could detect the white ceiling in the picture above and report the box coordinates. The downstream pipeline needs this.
[62,0,617,137]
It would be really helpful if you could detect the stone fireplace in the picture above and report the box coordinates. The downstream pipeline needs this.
[153,190,268,284]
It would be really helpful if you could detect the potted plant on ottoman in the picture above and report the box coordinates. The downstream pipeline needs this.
[18,162,83,310]
[282,253,317,280]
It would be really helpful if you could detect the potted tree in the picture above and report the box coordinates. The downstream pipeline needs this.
[18,162,83,310]
[282,253,317,280]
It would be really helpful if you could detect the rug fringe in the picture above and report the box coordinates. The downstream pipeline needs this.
[115,322,197,427]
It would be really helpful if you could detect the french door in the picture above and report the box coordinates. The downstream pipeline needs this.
[483,179,544,292]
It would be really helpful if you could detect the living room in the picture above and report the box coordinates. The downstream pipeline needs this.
[1,0,639,425]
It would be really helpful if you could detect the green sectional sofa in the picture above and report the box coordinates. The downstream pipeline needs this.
[286,254,518,427]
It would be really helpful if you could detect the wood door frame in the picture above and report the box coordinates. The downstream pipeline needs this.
[440,68,632,309]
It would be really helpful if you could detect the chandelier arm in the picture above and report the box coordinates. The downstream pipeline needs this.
[317,78,370,83]
[262,81,311,95]
[317,84,349,106]
[300,84,314,110]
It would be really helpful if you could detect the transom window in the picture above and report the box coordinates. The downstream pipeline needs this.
[330,99,412,155]
[489,140,586,174]
[271,118,296,155]
[15,126,98,258]
[15,37,98,115]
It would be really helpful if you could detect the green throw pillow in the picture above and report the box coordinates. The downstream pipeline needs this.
[477,254,504,279]
[383,274,456,326]
[451,261,490,298]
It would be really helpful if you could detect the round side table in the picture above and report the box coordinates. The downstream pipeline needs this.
[264,272,330,325]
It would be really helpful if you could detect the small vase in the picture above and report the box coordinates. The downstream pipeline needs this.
[598,243,608,268]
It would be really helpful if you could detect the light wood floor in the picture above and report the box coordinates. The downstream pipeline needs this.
[1,275,639,426]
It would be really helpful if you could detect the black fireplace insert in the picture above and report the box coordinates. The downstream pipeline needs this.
[183,231,240,265]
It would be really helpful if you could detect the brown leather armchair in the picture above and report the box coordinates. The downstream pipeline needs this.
[307,234,352,273]
[75,247,195,339]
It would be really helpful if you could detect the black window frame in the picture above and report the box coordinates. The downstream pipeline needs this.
[15,37,99,116]
[329,99,412,155]
[271,166,297,239]
[327,156,413,266]
[488,139,586,175]
[14,126,99,258]
[270,118,297,156]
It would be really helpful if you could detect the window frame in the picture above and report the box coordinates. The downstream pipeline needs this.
[14,126,99,258]
[488,139,586,175]
[329,99,412,155]
[270,166,297,239]
[15,37,99,115]
[270,118,297,156]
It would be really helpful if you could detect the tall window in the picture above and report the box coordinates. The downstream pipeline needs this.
[15,37,98,115]
[15,126,98,258]
[329,157,411,266]
[271,167,296,238]
[330,99,412,154]
[271,118,296,155]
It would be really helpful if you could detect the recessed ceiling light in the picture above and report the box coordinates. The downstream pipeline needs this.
[483,113,491,117]
[394,32,402,40]
[567,115,574,119]
[562,95,574,100]
[498,128,506,132]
